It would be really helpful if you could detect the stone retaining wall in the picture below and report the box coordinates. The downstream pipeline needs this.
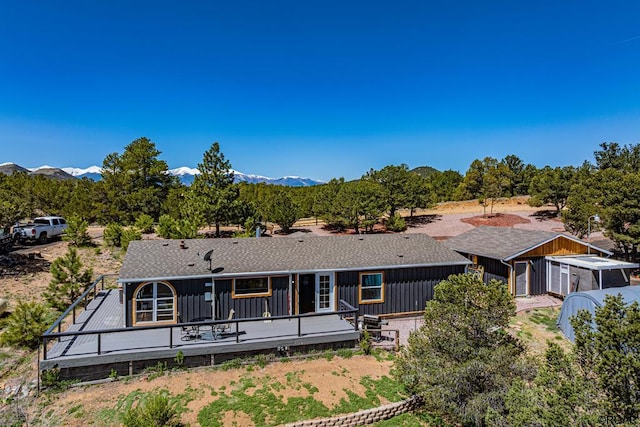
[281,395,423,427]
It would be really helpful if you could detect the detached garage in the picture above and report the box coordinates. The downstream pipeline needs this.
[557,286,640,342]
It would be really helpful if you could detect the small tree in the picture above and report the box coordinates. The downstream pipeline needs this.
[0,300,57,349]
[135,214,155,234]
[44,247,93,311]
[157,215,199,239]
[395,274,531,425]
[103,223,124,247]
[491,342,599,426]
[264,189,299,234]
[63,214,92,247]
[572,294,640,423]
[121,227,142,251]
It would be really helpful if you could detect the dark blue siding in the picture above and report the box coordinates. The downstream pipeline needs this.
[337,265,467,316]
[215,276,289,320]
[476,255,509,284]
[124,276,290,326]
[529,257,547,295]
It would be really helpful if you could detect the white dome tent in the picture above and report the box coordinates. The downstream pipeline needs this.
[556,286,640,342]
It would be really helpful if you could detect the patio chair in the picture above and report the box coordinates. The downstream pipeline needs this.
[214,309,235,339]
[179,314,199,341]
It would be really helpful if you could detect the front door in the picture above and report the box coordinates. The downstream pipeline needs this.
[515,261,528,296]
[299,274,315,314]
[316,273,334,312]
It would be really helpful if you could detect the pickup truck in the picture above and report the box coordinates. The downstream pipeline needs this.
[13,216,68,244]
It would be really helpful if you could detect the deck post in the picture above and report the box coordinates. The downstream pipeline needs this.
[169,328,173,348]
[72,306,76,324]
[354,312,359,331]
[235,321,239,343]
[42,337,47,360]
[297,316,301,337]
[97,334,101,355]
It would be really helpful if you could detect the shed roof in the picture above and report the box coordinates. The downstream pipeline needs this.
[546,255,639,271]
[443,226,612,261]
[119,233,472,283]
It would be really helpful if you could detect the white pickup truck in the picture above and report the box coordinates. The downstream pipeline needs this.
[13,216,68,244]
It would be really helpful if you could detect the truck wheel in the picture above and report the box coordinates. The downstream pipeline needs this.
[38,232,48,244]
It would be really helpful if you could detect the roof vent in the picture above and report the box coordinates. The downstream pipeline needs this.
[358,237,364,241]
[188,262,195,266]
[298,239,304,243]
[404,236,410,239]
[232,241,239,244]
[162,243,169,247]
[398,254,404,258]
[179,240,186,249]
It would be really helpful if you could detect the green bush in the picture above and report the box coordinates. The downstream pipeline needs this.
[121,227,142,251]
[121,392,182,427]
[103,223,123,247]
[135,214,155,234]
[157,215,177,239]
[157,215,199,239]
[360,330,373,355]
[0,300,57,349]
[63,215,92,246]
[385,215,407,232]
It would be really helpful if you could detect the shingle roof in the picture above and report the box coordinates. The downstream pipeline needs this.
[118,233,471,282]
[443,226,607,261]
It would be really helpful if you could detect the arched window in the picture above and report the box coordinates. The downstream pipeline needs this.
[133,281,176,325]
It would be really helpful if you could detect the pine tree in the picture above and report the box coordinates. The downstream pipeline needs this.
[189,142,238,237]
[44,247,93,311]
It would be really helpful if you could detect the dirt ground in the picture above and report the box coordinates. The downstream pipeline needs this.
[34,355,393,426]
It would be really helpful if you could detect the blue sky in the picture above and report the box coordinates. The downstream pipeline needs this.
[1,1,639,181]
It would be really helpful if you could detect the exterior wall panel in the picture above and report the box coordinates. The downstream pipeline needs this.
[338,265,467,316]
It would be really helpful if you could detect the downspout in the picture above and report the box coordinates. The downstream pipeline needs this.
[500,259,514,295]
[288,273,293,316]
[122,283,127,327]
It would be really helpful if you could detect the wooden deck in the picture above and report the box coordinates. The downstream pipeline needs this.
[41,290,360,379]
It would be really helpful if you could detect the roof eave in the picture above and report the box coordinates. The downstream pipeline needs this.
[117,259,472,283]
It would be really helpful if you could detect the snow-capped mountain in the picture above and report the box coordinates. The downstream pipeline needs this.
[62,166,103,181]
[168,167,324,186]
[0,162,324,186]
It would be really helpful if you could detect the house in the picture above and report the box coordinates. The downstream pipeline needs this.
[444,227,638,297]
[118,233,472,327]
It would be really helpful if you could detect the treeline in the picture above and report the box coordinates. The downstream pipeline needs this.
[1,138,639,259]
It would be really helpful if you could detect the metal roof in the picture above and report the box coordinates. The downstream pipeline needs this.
[443,226,612,261]
[545,255,639,271]
[119,233,472,283]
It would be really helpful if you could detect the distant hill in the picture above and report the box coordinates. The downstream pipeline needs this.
[410,166,439,177]
[30,166,76,180]
[0,163,76,180]
[0,162,29,175]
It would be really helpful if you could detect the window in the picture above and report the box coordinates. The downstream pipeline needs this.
[359,272,384,303]
[133,281,176,325]
[233,277,271,297]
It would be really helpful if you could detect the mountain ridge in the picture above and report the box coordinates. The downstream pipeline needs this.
[0,162,325,187]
